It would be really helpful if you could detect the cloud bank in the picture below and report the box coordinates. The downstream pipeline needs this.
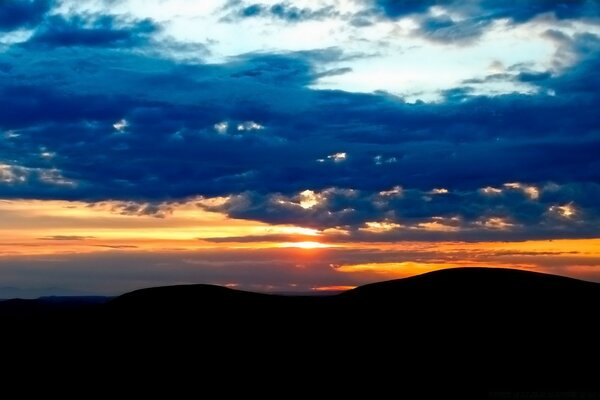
[0,0,599,243]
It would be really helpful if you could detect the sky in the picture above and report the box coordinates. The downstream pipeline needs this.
[1,0,600,298]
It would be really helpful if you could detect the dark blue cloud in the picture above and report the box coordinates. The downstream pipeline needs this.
[0,0,52,32]
[372,0,600,44]
[210,182,600,241]
[241,4,263,17]
[374,0,599,21]
[25,15,159,48]
[516,71,553,83]
[413,15,489,44]
[1,21,599,240]
[374,0,450,18]
[226,2,337,22]
[479,0,595,22]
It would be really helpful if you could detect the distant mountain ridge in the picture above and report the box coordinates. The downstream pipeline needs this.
[2,267,599,389]
[109,267,600,312]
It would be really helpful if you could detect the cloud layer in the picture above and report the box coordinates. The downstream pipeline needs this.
[0,0,53,32]
[0,0,599,242]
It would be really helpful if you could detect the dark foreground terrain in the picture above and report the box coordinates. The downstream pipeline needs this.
[2,267,599,393]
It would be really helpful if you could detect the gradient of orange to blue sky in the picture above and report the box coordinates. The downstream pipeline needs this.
[1,0,599,297]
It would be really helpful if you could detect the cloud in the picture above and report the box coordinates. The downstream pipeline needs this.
[25,14,159,48]
[208,182,600,241]
[373,0,446,18]
[224,2,338,23]
[91,244,138,249]
[477,0,597,23]
[315,67,353,78]
[413,15,490,45]
[373,0,599,22]
[38,235,96,241]
[105,201,174,218]
[370,0,600,44]
[0,0,53,32]
[202,234,313,243]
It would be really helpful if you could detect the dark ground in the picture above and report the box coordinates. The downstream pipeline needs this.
[1,267,599,395]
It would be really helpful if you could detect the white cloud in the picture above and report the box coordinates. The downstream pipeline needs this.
[379,186,403,197]
[237,121,264,131]
[327,152,347,162]
[39,169,77,187]
[0,164,26,183]
[374,155,397,165]
[549,203,576,218]
[504,182,540,200]
[113,119,128,132]
[214,121,229,133]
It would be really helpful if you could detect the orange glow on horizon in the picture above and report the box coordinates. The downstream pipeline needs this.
[334,261,536,279]
[1,199,600,283]
[312,285,356,292]
[0,199,331,254]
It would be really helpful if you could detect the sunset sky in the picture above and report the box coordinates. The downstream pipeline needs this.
[1,0,599,297]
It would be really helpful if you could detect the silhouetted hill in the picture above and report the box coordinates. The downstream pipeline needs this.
[3,267,600,391]
[347,267,600,296]
[102,267,600,388]
[110,283,273,309]
[107,267,600,325]
[343,267,600,318]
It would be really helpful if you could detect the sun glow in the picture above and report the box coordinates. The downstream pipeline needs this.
[0,199,327,254]
[277,241,333,249]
